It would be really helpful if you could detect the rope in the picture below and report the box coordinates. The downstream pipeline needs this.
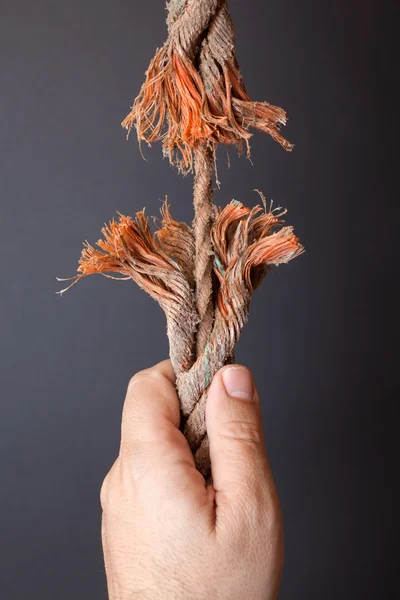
[63,0,302,478]
[122,0,293,173]
[193,144,214,355]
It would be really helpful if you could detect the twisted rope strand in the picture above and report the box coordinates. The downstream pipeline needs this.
[193,144,215,355]
[62,0,302,480]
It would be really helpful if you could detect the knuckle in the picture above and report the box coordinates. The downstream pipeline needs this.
[128,365,165,389]
[261,489,283,533]
[124,369,155,414]
[100,472,110,510]
[126,368,167,407]
[99,459,121,510]
[219,419,262,454]
[127,368,152,390]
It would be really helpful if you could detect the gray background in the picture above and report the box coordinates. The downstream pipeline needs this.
[1,0,397,598]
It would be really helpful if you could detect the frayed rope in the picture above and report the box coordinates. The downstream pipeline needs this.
[59,197,303,474]
[60,0,303,478]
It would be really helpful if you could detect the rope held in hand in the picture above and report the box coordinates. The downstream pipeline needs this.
[60,0,303,477]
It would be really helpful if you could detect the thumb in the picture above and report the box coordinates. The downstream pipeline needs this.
[206,365,272,502]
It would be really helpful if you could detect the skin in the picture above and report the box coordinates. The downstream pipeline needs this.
[101,360,283,599]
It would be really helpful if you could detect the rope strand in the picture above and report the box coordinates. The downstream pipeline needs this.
[193,144,215,356]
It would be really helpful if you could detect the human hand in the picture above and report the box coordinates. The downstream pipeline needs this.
[100,360,283,600]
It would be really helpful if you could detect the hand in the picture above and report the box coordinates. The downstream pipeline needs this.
[100,360,283,600]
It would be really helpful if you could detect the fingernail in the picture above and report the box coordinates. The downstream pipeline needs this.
[221,367,254,401]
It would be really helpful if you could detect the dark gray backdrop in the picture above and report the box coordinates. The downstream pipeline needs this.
[1,1,397,598]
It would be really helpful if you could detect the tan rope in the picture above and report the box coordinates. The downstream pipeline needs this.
[61,0,302,478]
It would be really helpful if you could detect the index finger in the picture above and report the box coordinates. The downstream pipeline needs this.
[121,359,180,448]
[119,360,206,492]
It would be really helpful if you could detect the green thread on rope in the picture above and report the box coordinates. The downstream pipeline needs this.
[233,200,241,206]
[214,255,226,275]
[204,344,211,387]
[177,0,184,14]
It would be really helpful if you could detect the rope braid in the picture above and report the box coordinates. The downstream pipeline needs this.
[60,0,303,477]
